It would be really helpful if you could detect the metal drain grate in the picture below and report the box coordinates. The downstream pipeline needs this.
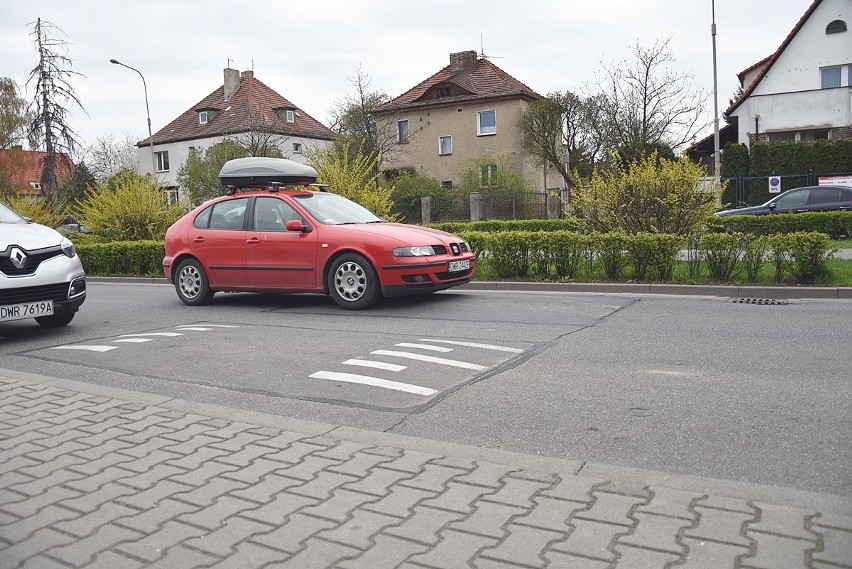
[732,298,789,305]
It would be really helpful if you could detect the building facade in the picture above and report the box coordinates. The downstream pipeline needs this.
[373,51,562,193]
[139,68,336,199]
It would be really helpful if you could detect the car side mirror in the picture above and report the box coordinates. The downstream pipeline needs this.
[286,219,311,233]
[768,202,777,210]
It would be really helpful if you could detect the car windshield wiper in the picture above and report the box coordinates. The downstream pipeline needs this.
[365,220,386,224]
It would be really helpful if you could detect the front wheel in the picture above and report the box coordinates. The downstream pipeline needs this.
[174,258,215,306]
[35,311,75,328]
[327,253,380,310]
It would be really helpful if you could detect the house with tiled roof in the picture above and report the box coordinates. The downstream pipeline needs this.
[0,147,75,199]
[372,51,562,192]
[725,0,851,146]
[140,68,336,196]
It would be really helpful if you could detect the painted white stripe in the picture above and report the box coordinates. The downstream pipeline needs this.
[51,345,118,352]
[371,350,487,370]
[119,332,183,338]
[343,359,407,372]
[310,371,437,396]
[418,339,523,353]
[187,324,240,328]
[394,343,454,353]
[112,338,153,343]
[174,327,214,331]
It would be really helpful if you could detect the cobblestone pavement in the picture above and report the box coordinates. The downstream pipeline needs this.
[1,372,850,569]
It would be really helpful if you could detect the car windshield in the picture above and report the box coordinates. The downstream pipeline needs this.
[292,193,384,225]
[0,202,27,224]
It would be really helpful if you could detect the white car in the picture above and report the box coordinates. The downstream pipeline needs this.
[0,201,86,327]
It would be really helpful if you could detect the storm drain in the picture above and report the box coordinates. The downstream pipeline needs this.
[732,298,789,305]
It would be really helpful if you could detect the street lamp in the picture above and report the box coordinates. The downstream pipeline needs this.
[109,58,155,174]
[711,0,720,179]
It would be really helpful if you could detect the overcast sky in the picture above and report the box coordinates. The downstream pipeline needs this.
[1,0,808,155]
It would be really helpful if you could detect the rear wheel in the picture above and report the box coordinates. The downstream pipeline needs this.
[175,258,215,306]
[35,311,75,328]
[328,253,380,310]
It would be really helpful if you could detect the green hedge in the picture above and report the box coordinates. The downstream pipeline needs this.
[707,211,852,238]
[462,230,835,285]
[77,241,164,276]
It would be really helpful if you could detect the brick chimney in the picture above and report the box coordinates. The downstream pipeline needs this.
[241,70,254,79]
[449,50,478,71]
[224,67,239,100]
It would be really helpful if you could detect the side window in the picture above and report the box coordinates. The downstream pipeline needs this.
[776,189,809,208]
[193,206,212,229]
[253,197,302,231]
[477,110,496,136]
[211,198,248,230]
[811,188,840,204]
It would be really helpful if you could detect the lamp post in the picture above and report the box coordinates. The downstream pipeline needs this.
[711,0,720,179]
[109,58,155,174]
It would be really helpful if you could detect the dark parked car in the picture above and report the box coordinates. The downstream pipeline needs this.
[715,185,852,216]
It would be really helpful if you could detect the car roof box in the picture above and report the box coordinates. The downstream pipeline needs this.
[219,157,318,188]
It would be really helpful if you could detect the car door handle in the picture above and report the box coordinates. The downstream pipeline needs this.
[193,236,204,243]
[246,237,260,244]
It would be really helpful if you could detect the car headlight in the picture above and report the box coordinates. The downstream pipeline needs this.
[393,246,436,257]
[61,238,77,258]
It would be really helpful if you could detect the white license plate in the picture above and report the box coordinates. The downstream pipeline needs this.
[0,300,54,323]
[448,260,470,272]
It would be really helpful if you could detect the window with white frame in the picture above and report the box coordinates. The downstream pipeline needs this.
[397,120,409,143]
[439,136,452,155]
[286,110,295,123]
[480,164,498,188]
[199,111,208,125]
[477,110,496,136]
[155,151,170,172]
[164,190,178,205]
[821,66,842,89]
[293,142,302,154]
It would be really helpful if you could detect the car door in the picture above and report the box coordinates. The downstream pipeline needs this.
[246,196,319,290]
[191,197,250,288]
[808,186,852,212]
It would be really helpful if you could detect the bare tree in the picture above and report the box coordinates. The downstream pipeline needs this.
[26,18,86,200]
[520,91,607,193]
[592,37,708,162]
[85,132,140,182]
[328,65,394,163]
[0,78,32,149]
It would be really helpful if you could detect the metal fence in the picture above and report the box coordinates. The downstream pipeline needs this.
[424,190,551,223]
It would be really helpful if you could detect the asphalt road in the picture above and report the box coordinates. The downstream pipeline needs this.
[1,281,850,496]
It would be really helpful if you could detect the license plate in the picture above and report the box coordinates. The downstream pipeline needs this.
[0,300,54,323]
[448,260,470,272]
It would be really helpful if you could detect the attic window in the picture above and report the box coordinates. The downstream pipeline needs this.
[438,85,453,98]
[286,110,295,123]
[275,108,296,123]
[199,111,208,125]
[826,20,847,34]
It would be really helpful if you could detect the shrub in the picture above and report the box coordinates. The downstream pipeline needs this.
[2,195,63,227]
[770,232,834,285]
[701,233,742,282]
[73,172,186,241]
[77,241,164,276]
[593,232,628,281]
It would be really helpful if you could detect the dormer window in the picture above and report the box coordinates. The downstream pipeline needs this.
[275,108,296,123]
[826,20,847,34]
[199,111,208,125]
[438,85,453,98]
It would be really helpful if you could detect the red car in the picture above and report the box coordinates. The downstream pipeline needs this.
[163,157,475,309]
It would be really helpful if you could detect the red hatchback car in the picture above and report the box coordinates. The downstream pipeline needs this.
[163,157,475,309]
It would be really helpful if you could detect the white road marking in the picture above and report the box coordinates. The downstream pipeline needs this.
[371,350,487,370]
[418,339,523,353]
[343,359,407,372]
[51,345,118,352]
[174,327,214,331]
[119,332,183,338]
[184,324,240,328]
[310,371,437,396]
[112,338,153,343]
[394,343,454,352]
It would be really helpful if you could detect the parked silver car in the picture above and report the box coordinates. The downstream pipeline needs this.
[0,202,86,327]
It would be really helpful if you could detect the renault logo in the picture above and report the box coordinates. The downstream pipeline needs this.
[9,247,27,270]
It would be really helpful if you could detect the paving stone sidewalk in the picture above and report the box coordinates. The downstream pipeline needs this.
[1,372,850,569]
